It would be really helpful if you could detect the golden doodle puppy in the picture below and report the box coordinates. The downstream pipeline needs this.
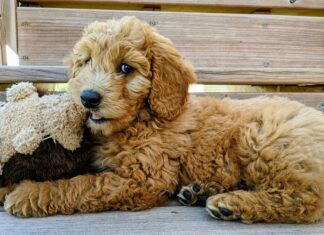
[3,16,324,223]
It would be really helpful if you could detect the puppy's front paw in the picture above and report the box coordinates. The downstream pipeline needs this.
[177,184,208,206]
[4,181,50,217]
[206,193,243,223]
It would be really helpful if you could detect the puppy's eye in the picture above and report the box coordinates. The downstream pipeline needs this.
[85,58,92,66]
[119,63,133,75]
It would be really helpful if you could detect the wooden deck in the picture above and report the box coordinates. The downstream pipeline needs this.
[1,203,324,234]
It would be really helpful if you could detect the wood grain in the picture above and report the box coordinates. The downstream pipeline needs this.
[2,66,324,85]
[0,0,5,65]
[0,66,67,83]
[18,0,324,10]
[17,8,324,68]
[0,206,323,235]
[0,43,2,65]
[195,68,324,85]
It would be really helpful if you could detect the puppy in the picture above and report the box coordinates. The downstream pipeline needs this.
[4,16,324,224]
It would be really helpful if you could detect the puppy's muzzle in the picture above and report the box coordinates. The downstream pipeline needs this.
[80,90,102,109]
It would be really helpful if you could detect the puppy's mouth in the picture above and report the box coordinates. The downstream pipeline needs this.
[89,112,111,123]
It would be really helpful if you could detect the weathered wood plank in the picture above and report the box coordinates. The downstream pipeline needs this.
[0,43,2,65]
[18,0,324,10]
[2,66,324,85]
[17,8,324,67]
[0,66,67,83]
[0,206,323,235]
[0,0,5,65]
[0,0,18,65]
[0,91,323,112]
[195,68,324,85]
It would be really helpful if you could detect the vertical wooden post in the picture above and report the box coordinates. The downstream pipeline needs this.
[0,0,17,65]
[0,43,2,65]
[0,0,3,65]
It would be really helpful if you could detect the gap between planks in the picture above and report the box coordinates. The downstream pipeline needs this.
[1,66,324,85]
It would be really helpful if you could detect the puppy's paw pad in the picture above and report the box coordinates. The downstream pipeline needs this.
[177,187,194,206]
[192,184,201,193]
[177,183,207,206]
[219,207,233,217]
[207,200,240,221]
[207,208,222,220]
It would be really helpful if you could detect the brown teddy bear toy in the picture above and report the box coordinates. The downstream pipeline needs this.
[0,82,97,190]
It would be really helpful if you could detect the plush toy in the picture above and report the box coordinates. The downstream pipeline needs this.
[0,82,96,187]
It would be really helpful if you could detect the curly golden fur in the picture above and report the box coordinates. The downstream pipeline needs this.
[3,17,324,223]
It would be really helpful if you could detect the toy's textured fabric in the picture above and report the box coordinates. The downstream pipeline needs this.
[0,127,97,187]
[0,82,87,174]
[3,17,324,224]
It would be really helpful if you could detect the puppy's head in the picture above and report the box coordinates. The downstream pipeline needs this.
[67,16,196,136]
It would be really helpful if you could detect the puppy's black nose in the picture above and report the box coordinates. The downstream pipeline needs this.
[80,90,101,109]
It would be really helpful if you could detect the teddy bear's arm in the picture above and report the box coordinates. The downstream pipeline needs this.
[52,128,83,151]
[12,127,42,155]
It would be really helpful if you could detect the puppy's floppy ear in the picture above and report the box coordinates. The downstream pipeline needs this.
[147,31,196,120]
[64,55,75,79]
[64,52,83,81]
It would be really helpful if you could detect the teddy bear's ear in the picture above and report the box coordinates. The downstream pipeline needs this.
[6,82,37,102]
